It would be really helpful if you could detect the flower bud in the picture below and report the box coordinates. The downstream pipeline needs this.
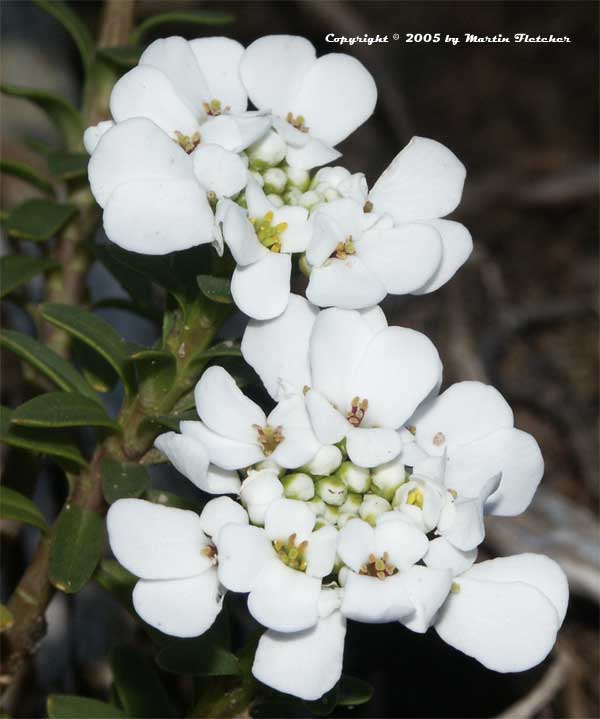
[370,457,406,501]
[298,253,311,277]
[306,496,325,516]
[316,476,348,506]
[263,167,287,195]
[266,194,284,208]
[359,494,391,526]
[336,461,370,493]
[281,472,315,501]
[337,511,356,528]
[252,459,285,477]
[283,188,302,205]
[340,492,362,515]
[323,504,340,525]
[240,469,283,525]
[285,166,310,191]
[304,445,343,477]
[247,130,286,170]
[298,190,321,209]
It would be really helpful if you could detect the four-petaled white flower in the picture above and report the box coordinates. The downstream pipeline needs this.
[217,498,338,631]
[240,35,377,170]
[242,295,442,467]
[106,496,247,637]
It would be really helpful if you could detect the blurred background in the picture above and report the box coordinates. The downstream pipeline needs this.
[1,1,598,717]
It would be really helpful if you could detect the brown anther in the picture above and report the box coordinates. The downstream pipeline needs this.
[331,236,356,260]
[359,552,398,580]
[254,423,284,456]
[201,545,218,562]
[433,431,446,447]
[175,130,201,154]
[346,396,368,427]
[286,111,309,133]
[288,533,297,546]
[363,200,374,213]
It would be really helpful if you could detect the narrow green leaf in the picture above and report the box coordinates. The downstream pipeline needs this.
[197,275,233,304]
[1,84,84,150]
[112,645,176,719]
[47,694,126,719]
[47,151,89,180]
[0,159,53,194]
[33,0,95,71]
[0,486,48,533]
[337,675,374,707]
[198,340,242,360]
[0,604,14,632]
[41,304,133,389]
[97,45,142,69]
[0,405,86,467]
[92,298,161,323]
[101,458,149,504]
[0,330,101,404]
[0,255,59,298]
[49,504,103,593]
[11,391,119,431]
[131,11,234,45]
[5,199,77,242]
[73,339,118,393]
[157,636,239,676]
[94,244,159,316]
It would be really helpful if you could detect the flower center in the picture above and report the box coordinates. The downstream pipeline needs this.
[331,236,356,260]
[406,487,424,509]
[286,112,309,133]
[250,211,288,253]
[363,200,373,213]
[254,423,284,456]
[273,533,309,572]
[359,552,398,580]
[201,544,218,564]
[203,98,230,116]
[175,130,201,154]
[347,396,368,426]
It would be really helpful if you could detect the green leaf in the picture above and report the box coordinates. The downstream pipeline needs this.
[41,304,133,390]
[146,410,197,432]
[144,488,203,512]
[157,634,239,677]
[337,675,373,707]
[101,458,149,504]
[4,199,77,242]
[1,84,84,150]
[49,503,103,593]
[47,694,126,719]
[0,255,59,298]
[97,45,142,70]
[0,330,100,404]
[131,11,234,45]
[0,159,53,195]
[33,0,94,72]
[112,645,176,718]
[0,604,14,632]
[73,339,119,394]
[95,559,136,606]
[11,391,119,431]
[0,405,86,468]
[126,350,176,391]
[198,340,242,360]
[197,275,233,304]
[0,486,48,533]
[47,151,89,180]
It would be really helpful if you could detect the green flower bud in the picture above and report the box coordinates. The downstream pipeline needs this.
[336,512,356,528]
[263,167,287,194]
[283,187,302,206]
[303,445,343,477]
[252,459,285,477]
[340,492,362,515]
[337,461,370,493]
[316,476,348,507]
[298,190,321,209]
[359,494,391,526]
[281,472,315,501]
[285,166,310,191]
[266,193,284,208]
[370,458,406,501]
[306,496,325,517]
[323,504,340,525]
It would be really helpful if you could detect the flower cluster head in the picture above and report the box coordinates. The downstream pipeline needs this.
[99,34,568,705]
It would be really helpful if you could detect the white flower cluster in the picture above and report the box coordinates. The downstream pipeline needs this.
[97,34,568,703]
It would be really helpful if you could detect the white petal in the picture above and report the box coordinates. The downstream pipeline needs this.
[290,54,377,146]
[252,611,346,701]
[446,428,544,516]
[219,200,267,266]
[306,256,387,310]
[424,537,477,575]
[307,199,365,266]
[341,572,413,623]
[249,557,321,631]
[359,305,388,333]
[133,569,222,638]
[192,144,247,197]
[275,206,311,254]
[199,496,248,539]
[465,554,568,626]
[107,499,210,579]
[285,137,341,170]
[88,118,192,208]
[201,113,271,153]
[241,294,317,400]
[437,496,486,551]
[231,251,291,320]
[305,525,338,578]
[240,35,316,117]
[414,381,514,455]
[400,565,453,633]
[412,220,473,295]
[195,366,265,444]
[245,176,274,218]
[374,517,429,570]
[103,178,213,254]
[180,421,263,470]
[140,37,210,116]
[154,431,209,488]
[346,427,403,468]
[269,395,321,469]
[264,498,315,543]
[359,224,443,294]
[216,523,274,592]
[203,465,242,495]
[305,389,349,445]
[110,65,200,137]
[352,327,442,429]
[337,518,375,572]
[272,116,311,148]
[188,37,247,113]
[369,137,466,223]
[83,120,113,154]
[435,568,561,672]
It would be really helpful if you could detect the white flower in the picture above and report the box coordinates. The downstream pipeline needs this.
[240,468,284,525]
[217,178,312,319]
[106,497,247,637]
[156,365,321,473]
[252,587,346,701]
[241,295,442,467]
[217,498,338,632]
[302,444,343,476]
[410,381,544,516]
[435,554,569,672]
[240,35,377,170]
